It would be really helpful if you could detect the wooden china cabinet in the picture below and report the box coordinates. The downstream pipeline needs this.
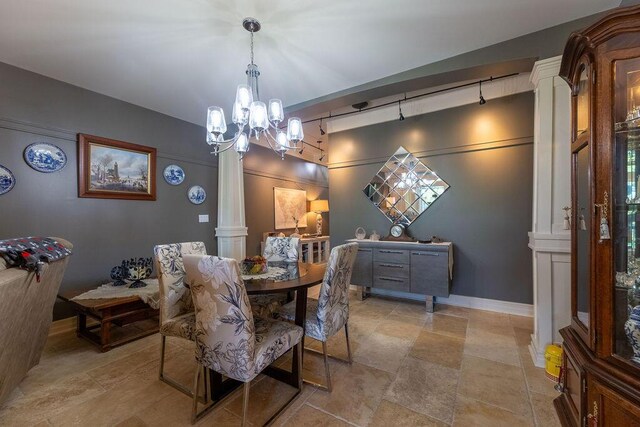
[556,5,640,427]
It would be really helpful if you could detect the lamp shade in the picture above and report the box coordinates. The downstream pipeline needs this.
[310,199,329,213]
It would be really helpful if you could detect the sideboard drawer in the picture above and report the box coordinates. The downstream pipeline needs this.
[374,276,410,292]
[374,261,410,279]
[373,248,410,264]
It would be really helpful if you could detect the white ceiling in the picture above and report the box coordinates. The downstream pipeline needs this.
[0,0,619,126]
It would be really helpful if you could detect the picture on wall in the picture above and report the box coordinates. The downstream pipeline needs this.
[78,134,156,200]
[274,187,308,230]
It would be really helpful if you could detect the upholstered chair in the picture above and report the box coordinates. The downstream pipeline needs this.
[153,241,207,398]
[247,236,301,318]
[183,254,303,425]
[276,242,358,391]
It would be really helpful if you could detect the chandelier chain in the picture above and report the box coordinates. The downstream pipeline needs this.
[250,30,254,65]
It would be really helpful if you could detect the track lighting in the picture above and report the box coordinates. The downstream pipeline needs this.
[299,145,304,155]
[319,151,325,161]
[319,118,326,136]
[479,80,486,105]
[398,101,405,121]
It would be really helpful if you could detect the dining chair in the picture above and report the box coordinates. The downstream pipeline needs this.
[153,241,207,399]
[183,254,304,426]
[276,242,358,391]
[248,236,301,318]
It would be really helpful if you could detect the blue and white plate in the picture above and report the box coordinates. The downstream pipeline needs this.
[0,165,15,195]
[24,142,67,173]
[188,185,206,205]
[163,164,185,185]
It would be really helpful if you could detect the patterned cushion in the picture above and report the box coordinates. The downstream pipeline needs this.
[159,313,196,340]
[249,293,288,319]
[278,298,323,341]
[253,317,304,374]
[263,237,300,262]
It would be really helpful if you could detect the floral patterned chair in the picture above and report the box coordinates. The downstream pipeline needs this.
[276,242,358,391]
[153,241,207,399]
[183,254,303,425]
[248,236,302,318]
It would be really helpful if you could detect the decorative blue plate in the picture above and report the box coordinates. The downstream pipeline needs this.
[0,165,15,195]
[24,142,67,173]
[163,164,185,185]
[188,185,206,205]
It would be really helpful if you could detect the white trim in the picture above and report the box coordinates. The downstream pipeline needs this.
[529,338,547,368]
[327,73,533,134]
[530,56,563,86]
[354,286,533,317]
[215,226,248,237]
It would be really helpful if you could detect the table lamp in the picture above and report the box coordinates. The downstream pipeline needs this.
[309,199,329,236]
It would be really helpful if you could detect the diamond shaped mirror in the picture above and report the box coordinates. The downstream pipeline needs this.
[363,146,449,224]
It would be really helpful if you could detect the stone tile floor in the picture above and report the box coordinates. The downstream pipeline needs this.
[0,293,561,426]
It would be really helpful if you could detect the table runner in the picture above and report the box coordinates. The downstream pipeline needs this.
[241,266,288,281]
[71,278,160,309]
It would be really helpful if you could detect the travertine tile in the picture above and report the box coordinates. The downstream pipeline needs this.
[410,330,465,369]
[369,399,449,427]
[308,361,394,426]
[353,331,413,373]
[464,327,521,367]
[514,326,533,347]
[467,310,514,336]
[519,345,559,398]
[458,355,531,418]
[510,314,534,331]
[423,313,469,339]
[281,404,350,426]
[271,384,317,427]
[390,301,432,320]
[385,357,459,424]
[530,391,561,427]
[113,415,149,427]
[434,304,472,319]
[374,314,425,341]
[452,395,533,427]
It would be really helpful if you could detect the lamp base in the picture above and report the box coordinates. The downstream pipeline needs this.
[316,214,323,236]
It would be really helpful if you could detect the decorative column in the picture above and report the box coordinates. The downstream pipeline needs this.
[528,56,572,367]
[215,149,248,260]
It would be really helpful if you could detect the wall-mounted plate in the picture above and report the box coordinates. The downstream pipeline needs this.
[24,142,67,173]
[163,164,185,185]
[0,165,16,195]
[188,185,206,205]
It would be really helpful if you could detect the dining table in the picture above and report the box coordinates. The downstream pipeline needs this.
[204,260,327,414]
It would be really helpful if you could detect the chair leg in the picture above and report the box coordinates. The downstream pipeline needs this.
[345,323,353,364]
[241,381,251,427]
[322,341,332,392]
[191,365,201,425]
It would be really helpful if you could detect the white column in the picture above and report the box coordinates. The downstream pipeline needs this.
[528,56,572,367]
[215,149,248,260]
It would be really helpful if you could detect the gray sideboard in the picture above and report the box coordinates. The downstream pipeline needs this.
[346,239,453,312]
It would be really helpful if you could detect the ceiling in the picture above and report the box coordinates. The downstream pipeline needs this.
[0,0,619,126]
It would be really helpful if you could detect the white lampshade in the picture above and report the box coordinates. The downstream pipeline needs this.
[249,101,268,131]
[287,117,304,143]
[232,101,248,125]
[276,131,288,152]
[268,99,284,123]
[235,84,253,110]
[235,132,249,154]
[206,106,227,135]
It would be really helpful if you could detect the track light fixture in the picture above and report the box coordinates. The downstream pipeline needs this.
[319,118,326,136]
[299,145,304,155]
[398,101,405,121]
[319,150,325,161]
[478,80,487,105]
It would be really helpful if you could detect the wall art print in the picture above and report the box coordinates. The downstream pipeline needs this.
[274,187,307,230]
[78,134,156,201]
[0,165,15,195]
[23,142,67,173]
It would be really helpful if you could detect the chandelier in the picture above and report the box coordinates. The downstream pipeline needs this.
[205,18,304,160]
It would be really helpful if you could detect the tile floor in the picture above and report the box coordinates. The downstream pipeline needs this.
[0,293,561,426]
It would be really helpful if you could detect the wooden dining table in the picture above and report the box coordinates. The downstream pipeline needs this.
[205,261,327,410]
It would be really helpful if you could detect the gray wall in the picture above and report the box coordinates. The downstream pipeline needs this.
[328,93,534,304]
[0,61,328,319]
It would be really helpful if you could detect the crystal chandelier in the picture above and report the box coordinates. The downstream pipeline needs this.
[205,18,304,160]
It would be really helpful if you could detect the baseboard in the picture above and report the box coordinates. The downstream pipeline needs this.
[351,285,533,317]
[48,317,75,336]
[529,339,547,368]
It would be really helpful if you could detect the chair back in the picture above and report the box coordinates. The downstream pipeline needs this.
[153,242,207,324]
[183,254,256,382]
[316,243,359,339]
[263,236,300,262]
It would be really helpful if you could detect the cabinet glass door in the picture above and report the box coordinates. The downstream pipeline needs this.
[575,144,591,330]
[613,57,640,365]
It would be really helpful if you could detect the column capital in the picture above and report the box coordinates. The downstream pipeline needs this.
[530,55,562,87]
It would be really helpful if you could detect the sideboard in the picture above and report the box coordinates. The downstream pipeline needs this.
[346,239,453,312]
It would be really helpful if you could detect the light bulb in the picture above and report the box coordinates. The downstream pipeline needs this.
[276,131,289,152]
[207,106,226,136]
[232,101,248,125]
[249,101,268,131]
[236,132,249,153]
[287,117,304,143]
[235,84,253,110]
[268,99,284,123]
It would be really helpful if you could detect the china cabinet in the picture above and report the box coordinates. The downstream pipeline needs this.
[555,5,640,426]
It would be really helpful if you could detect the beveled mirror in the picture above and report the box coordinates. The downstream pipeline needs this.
[363,146,450,224]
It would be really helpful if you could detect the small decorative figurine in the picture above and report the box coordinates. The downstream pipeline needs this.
[124,257,153,288]
[110,263,129,286]
[625,305,640,364]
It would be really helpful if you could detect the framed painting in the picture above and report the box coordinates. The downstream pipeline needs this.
[78,134,156,200]
[274,187,308,229]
